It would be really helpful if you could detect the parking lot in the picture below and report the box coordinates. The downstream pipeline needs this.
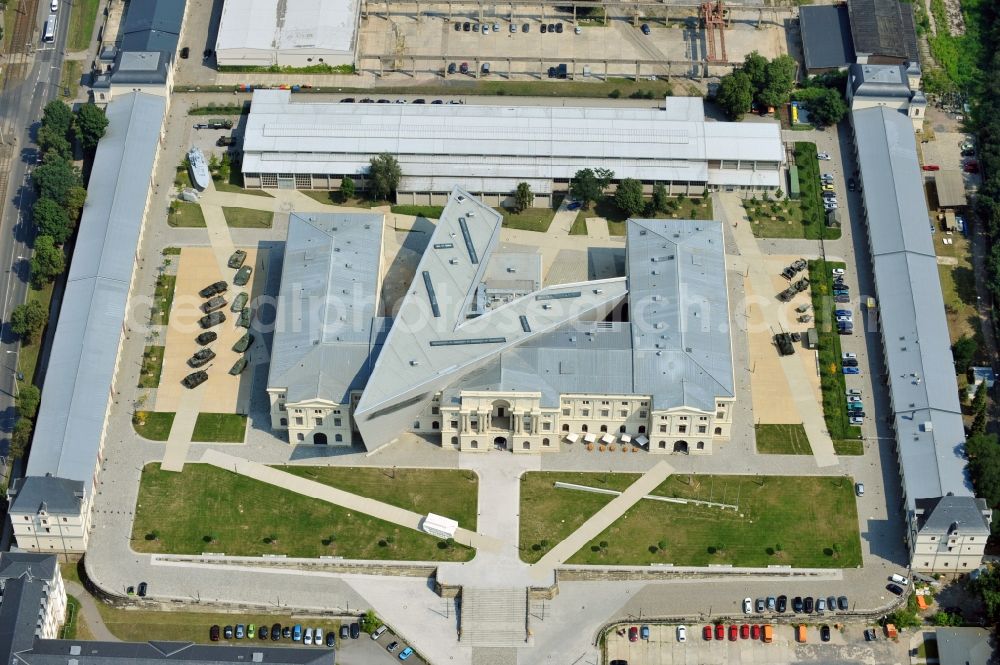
[605,621,909,665]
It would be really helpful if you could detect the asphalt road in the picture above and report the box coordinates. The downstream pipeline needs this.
[0,0,71,459]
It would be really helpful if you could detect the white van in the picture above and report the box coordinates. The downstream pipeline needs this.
[50,0,58,12]
[371,625,388,640]
[891,573,909,586]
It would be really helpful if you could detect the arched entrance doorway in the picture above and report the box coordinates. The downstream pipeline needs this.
[493,436,508,451]
[673,440,688,454]
[314,432,328,445]
[490,400,511,431]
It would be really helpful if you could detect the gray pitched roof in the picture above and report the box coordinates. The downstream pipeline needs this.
[0,577,47,665]
[26,94,166,495]
[799,5,855,70]
[0,553,57,582]
[848,0,920,62]
[848,63,913,100]
[9,477,85,516]
[853,105,975,513]
[915,496,990,536]
[18,640,335,665]
[111,50,170,85]
[121,0,186,36]
[266,212,386,404]
[935,627,995,665]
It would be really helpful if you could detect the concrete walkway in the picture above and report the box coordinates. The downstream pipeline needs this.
[717,193,838,468]
[199,450,502,551]
[64,580,118,642]
[530,460,674,579]
[161,405,200,472]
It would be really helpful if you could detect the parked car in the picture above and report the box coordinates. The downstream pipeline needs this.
[224,626,234,639]
[755,598,765,613]
[180,46,190,59]
[776,595,787,613]
[850,416,864,425]
[817,152,831,160]
[304,628,313,646]
[766,596,776,611]
[459,62,469,74]
[210,625,220,641]
[547,23,555,32]
[271,624,282,640]
[540,23,546,32]
[827,596,837,612]
[703,625,713,640]
[676,625,686,642]
[816,598,827,613]
[236,625,246,640]
[640,625,650,640]
[641,23,650,34]
[864,628,877,641]
[751,625,760,640]
[803,597,814,613]
[820,625,831,642]
[743,597,752,614]
[838,596,849,610]
[493,22,500,31]
[462,21,470,30]
[325,632,335,647]
[728,625,738,641]
[340,625,349,640]
[555,22,563,32]
[454,21,461,30]
[399,647,414,661]
[843,358,859,367]
[522,23,529,32]
[740,624,749,639]
[350,623,361,639]
[965,161,980,173]
[792,596,803,613]
[293,625,302,641]
[339,98,354,103]
[851,411,866,418]
[388,641,400,652]
[834,295,851,303]
[481,62,491,75]
[887,583,904,595]
[962,148,976,157]
[283,626,292,639]
[216,136,235,147]
[715,624,725,640]
[199,281,228,298]
[922,164,940,171]
[891,573,910,585]
[628,626,638,642]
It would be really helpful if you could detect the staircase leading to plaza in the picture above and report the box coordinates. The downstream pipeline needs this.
[459,587,527,647]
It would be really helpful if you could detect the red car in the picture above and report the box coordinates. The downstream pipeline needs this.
[728,625,738,641]
[703,625,713,641]
[715,624,725,640]
[922,164,940,171]
[751,624,761,640]
[740,624,750,639]
[965,161,980,173]
[628,626,638,642]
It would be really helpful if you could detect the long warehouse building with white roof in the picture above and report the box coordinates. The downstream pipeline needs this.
[241,90,785,206]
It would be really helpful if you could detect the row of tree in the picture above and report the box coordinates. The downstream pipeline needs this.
[6,101,107,461]
[716,52,798,120]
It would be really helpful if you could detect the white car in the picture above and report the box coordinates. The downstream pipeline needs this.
[304,628,313,646]
[842,352,857,360]
[850,416,864,425]
[743,597,752,614]
[818,152,832,160]
[891,573,910,586]
[677,625,687,642]
[847,388,862,396]
[315,628,324,646]
[855,483,864,496]
[822,173,835,180]
[848,396,862,403]
[575,26,582,34]
[50,0,58,10]
[832,268,845,276]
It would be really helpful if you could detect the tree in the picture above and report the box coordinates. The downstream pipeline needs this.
[742,51,769,91]
[32,198,73,244]
[359,609,382,634]
[570,168,602,208]
[966,433,1000,533]
[65,186,87,220]
[757,55,798,108]
[74,103,109,152]
[594,168,615,193]
[652,184,669,213]
[975,563,1000,622]
[32,156,80,205]
[514,182,533,213]
[340,176,355,200]
[972,381,989,436]
[41,100,73,135]
[614,178,645,217]
[217,152,231,182]
[886,595,922,629]
[932,611,963,626]
[9,418,32,461]
[805,88,848,127]
[953,335,978,372]
[368,152,402,200]
[9,300,48,342]
[29,235,65,287]
[16,385,40,419]
[716,71,754,120]
[36,124,71,160]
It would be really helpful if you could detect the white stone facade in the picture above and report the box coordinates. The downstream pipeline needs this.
[9,495,93,554]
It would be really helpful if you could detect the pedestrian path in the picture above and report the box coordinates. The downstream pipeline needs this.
[64,580,118,642]
[160,405,199,472]
[530,460,674,578]
[199,450,501,551]
[717,193,838,468]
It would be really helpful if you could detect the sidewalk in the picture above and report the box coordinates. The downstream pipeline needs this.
[64,580,118,642]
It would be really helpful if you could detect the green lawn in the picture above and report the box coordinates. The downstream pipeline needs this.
[168,202,206,228]
[138,346,165,388]
[132,412,175,441]
[59,61,82,98]
[569,214,589,235]
[66,0,100,50]
[809,259,862,441]
[132,463,475,561]
[301,192,391,208]
[755,424,813,455]
[498,207,557,232]
[18,283,53,387]
[192,413,247,442]
[278,466,478,530]
[151,274,176,326]
[163,247,182,256]
[60,596,81,639]
[576,195,714,236]
[390,205,444,218]
[749,143,840,240]
[547,473,862,567]
[833,439,865,456]
[221,207,273,228]
[213,180,273,198]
